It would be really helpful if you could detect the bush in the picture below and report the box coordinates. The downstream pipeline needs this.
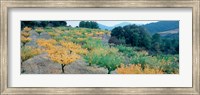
[108,36,125,45]
[84,47,123,74]
[21,46,41,64]
[45,27,54,32]
[115,45,137,57]
[116,64,163,74]
[82,38,103,50]
[35,27,44,35]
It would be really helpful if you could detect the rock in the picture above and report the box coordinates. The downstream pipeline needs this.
[21,53,62,74]
[21,53,108,74]
[25,30,51,47]
[64,60,108,74]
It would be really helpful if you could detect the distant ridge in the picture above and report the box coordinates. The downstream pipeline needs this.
[98,21,179,35]
[143,21,179,34]
[98,22,132,30]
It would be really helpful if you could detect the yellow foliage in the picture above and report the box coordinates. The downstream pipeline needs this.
[60,41,88,55]
[54,29,63,34]
[116,64,163,74]
[75,32,82,35]
[77,38,84,41]
[21,36,31,45]
[37,39,85,65]
[48,32,59,37]
[21,46,41,62]
[23,26,32,32]
[21,31,30,37]
[86,33,93,37]
[35,28,44,34]
[47,46,80,65]
[36,39,57,48]
[95,32,104,35]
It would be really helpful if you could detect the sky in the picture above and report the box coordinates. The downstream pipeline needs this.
[67,21,158,27]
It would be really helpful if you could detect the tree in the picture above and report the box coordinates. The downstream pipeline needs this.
[21,46,41,64]
[110,24,151,49]
[152,33,161,43]
[151,33,161,53]
[90,21,99,29]
[85,21,91,28]
[111,26,124,39]
[79,21,85,27]
[21,27,32,47]
[50,21,67,27]
[37,39,87,73]
[21,21,67,29]
[35,28,44,35]
[79,21,99,29]
[47,46,80,73]
[40,21,49,27]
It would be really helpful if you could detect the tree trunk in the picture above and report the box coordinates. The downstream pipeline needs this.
[61,64,66,73]
[89,63,91,66]
[108,69,111,74]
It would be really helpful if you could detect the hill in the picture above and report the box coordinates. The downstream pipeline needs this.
[143,21,179,34]
[98,22,132,30]
[98,23,113,30]
[158,29,179,39]
[98,21,179,35]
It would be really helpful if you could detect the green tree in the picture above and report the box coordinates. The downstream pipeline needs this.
[123,24,151,49]
[111,26,124,39]
[91,21,99,29]
[151,33,161,53]
[79,21,99,29]
[79,21,85,28]
[85,21,91,28]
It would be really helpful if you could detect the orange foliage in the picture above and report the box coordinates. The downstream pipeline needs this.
[36,39,57,48]
[60,41,88,55]
[48,32,59,37]
[21,36,31,45]
[47,46,80,65]
[116,64,163,74]
[95,32,104,35]
[37,39,83,65]
[21,31,30,37]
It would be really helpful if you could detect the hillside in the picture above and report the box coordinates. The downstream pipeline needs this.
[98,22,131,30]
[143,21,179,34]
[21,27,113,74]
[157,28,179,39]
[98,23,113,30]
[98,21,179,35]
[21,22,179,74]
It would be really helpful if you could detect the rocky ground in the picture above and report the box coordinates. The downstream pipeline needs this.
[21,53,110,74]
[21,30,115,74]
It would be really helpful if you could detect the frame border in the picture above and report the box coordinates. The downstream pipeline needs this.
[1,0,199,94]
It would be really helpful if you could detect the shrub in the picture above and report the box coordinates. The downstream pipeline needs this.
[21,46,41,64]
[21,36,31,46]
[116,64,163,74]
[82,38,103,51]
[35,28,44,35]
[84,47,123,74]
[45,27,54,32]
[116,45,137,57]
[47,45,80,73]
[108,36,125,45]
[21,31,30,38]
[23,26,32,32]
